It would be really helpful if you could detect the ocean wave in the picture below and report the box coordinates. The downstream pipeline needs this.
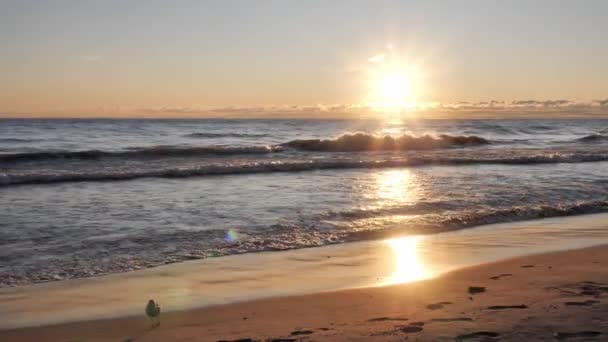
[0,145,281,162]
[342,201,608,241]
[184,132,270,138]
[282,133,490,152]
[439,201,608,229]
[528,124,553,131]
[0,138,41,143]
[3,152,608,186]
[3,199,607,287]
[327,201,608,234]
[576,134,608,143]
[0,133,490,163]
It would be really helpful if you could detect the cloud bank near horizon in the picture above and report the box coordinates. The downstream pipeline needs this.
[2,99,608,119]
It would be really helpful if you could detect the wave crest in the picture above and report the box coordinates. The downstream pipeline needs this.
[0,145,280,162]
[3,152,608,186]
[577,134,608,143]
[282,133,490,152]
[184,132,269,138]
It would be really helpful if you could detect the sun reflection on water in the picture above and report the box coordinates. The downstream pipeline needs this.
[375,169,414,205]
[382,236,429,285]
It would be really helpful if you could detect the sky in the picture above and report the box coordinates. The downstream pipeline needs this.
[1,0,607,117]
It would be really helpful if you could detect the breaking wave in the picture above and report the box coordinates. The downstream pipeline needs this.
[282,133,490,152]
[3,199,608,287]
[0,133,490,163]
[576,134,608,143]
[184,132,270,138]
[3,152,608,186]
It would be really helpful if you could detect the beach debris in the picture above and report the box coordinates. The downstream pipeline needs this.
[455,331,499,340]
[554,331,602,340]
[564,300,599,306]
[145,299,161,327]
[579,281,608,296]
[426,303,443,310]
[468,286,486,295]
[556,281,608,297]
[430,317,473,322]
[489,273,512,280]
[426,301,452,310]
[368,316,408,322]
[486,304,528,310]
[289,330,314,336]
[400,325,423,333]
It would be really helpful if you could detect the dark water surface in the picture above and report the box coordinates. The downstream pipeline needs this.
[2,118,608,286]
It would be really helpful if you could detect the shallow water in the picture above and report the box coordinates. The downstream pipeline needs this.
[1,214,607,329]
[1,118,608,285]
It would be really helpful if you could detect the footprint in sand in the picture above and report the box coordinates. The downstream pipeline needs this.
[455,331,500,340]
[486,305,528,310]
[468,286,486,295]
[489,273,513,280]
[564,300,600,306]
[427,301,453,310]
[431,317,473,322]
[554,331,602,340]
[400,325,424,333]
[290,330,314,336]
[368,316,408,322]
[579,281,608,296]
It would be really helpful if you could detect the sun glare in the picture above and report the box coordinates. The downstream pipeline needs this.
[369,67,421,110]
[382,236,429,285]
[365,46,425,111]
[382,73,412,101]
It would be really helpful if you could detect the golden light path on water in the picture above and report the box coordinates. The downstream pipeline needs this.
[382,236,430,285]
[371,167,434,286]
[373,168,416,206]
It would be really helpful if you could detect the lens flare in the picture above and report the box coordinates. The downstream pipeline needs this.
[225,229,240,242]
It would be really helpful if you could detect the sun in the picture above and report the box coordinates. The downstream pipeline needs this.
[367,64,422,110]
[381,72,412,102]
[365,46,425,111]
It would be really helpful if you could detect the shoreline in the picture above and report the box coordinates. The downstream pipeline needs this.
[1,213,608,331]
[2,244,608,341]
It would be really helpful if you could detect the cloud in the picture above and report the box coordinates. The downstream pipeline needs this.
[5,99,608,119]
[138,99,608,119]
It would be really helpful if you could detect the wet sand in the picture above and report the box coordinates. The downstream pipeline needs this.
[2,214,608,331]
[2,244,608,341]
[2,214,608,341]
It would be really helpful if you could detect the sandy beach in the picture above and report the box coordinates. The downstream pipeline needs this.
[2,242,607,341]
[4,2,608,341]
